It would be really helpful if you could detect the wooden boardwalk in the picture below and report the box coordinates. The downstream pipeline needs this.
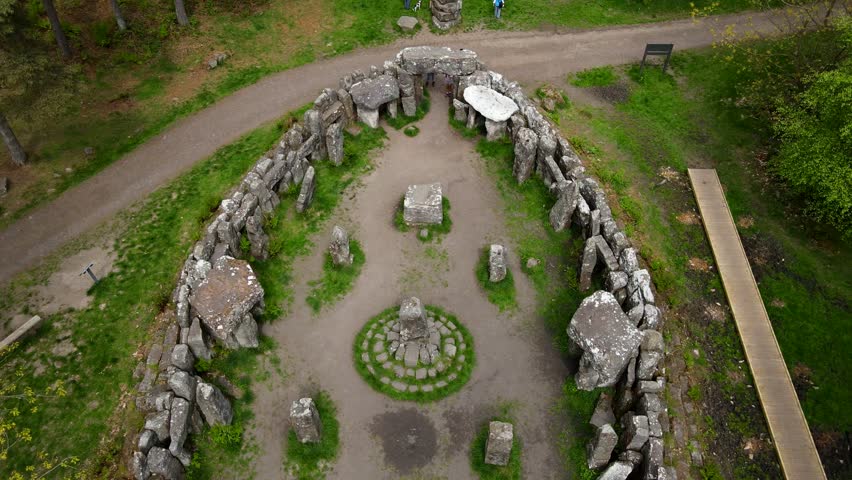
[688,169,826,480]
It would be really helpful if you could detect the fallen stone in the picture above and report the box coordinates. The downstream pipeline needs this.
[590,392,617,428]
[190,256,263,349]
[488,244,507,282]
[587,423,618,469]
[146,447,184,480]
[403,183,443,225]
[329,225,354,267]
[290,397,322,443]
[620,412,650,451]
[598,460,634,480]
[593,236,619,272]
[168,397,191,458]
[484,421,514,466]
[568,291,644,389]
[168,370,197,402]
[396,46,478,76]
[196,382,233,426]
[397,15,419,31]
[550,181,579,231]
[170,344,195,372]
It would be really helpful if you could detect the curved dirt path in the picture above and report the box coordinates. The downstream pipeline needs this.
[0,10,783,282]
[252,92,568,479]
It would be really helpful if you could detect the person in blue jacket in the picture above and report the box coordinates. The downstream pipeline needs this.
[494,0,504,19]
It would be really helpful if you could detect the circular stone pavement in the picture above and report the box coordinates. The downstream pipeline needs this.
[354,305,475,401]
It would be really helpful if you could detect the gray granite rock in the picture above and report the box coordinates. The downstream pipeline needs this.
[187,317,211,361]
[637,330,664,380]
[196,381,233,426]
[598,460,634,480]
[579,238,598,292]
[329,225,354,267]
[130,451,150,480]
[403,183,443,225]
[463,86,518,122]
[513,127,538,184]
[168,370,197,402]
[296,166,316,213]
[146,447,184,480]
[145,410,171,443]
[569,291,643,389]
[587,424,618,469]
[397,15,419,31]
[138,429,158,454]
[170,344,194,372]
[550,180,579,232]
[484,421,514,466]
[485,119,507,141]
[489,244,507,282]
[357,106,380,128]
[326,121,344,166]
[620,412,650,451]
[350,75,400,110]
[453,99,468,122]
[396,46,478,76]
[290,397,322,443]
[233,313,259,349]
[590,392,617,428]
[168,397,191,458]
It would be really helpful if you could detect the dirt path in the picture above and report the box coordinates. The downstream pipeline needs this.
[250,92,569,479]
[0,9,789,283]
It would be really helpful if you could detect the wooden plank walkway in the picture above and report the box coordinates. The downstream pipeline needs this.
[688,169,826,480]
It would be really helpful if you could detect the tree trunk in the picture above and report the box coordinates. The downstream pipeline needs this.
[110,0,127,31]
[174,0,189,26]
[42,0,71,59]
[0,113,27,166]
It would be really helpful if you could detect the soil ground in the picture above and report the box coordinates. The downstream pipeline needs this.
[0,9,789,284]
[250,90,570,478]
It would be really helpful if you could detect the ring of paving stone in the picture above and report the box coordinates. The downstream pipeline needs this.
[354,305,475,401]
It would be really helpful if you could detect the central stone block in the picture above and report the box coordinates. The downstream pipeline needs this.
[403,183,443,225]
[399,297,428,342]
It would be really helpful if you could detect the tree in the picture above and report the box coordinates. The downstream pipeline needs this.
[0,112,26,166]
[110,0,127,32]
[42,0,70,59]
[175,0,189,26]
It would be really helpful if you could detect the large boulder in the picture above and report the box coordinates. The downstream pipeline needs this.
[403,183,443,225]
[484,421,514,466]
[568,291,643,390]
[146,447,185,480]
[399,297,428,341]
[396,46,478,76]
[463,86,519,122]
[189,256,263,349]
[349,74,400,110]
[196,382,233,426]
[290,397,322,443]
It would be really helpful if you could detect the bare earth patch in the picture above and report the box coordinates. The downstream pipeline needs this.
[688,257,711,272]
[676,211,701,225]
[33,245,116,316]
[737,216,755,229]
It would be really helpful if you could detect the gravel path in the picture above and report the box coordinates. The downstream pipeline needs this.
[252,92,568,479]
[0,10,782,282]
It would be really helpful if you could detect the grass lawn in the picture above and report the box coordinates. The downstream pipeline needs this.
[469,413,523,480]
[0,119,286,477]
[556,49,851,478]
[306,239,366,314]
[283,391,340,480]
[0,1,770,229]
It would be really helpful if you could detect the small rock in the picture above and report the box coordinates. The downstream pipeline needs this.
[397,16,419,31]
[525,257,540,269]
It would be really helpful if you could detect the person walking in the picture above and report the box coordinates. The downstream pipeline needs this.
[404,0,411,9]
[493,0,504,19]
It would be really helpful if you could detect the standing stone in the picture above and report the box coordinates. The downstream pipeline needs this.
[485,119,507,141]
[357,106,380,128]
[466,108,478,130]
[453,99,468,122]
[513,127,538,183]
[296,166,316,213]
[196,382,233,426]
[590,392,617,428]
[326,122,344,166]
[463,86,519,123]
[329,225,354,267]
[168,397,191,458]
[290,397,322,443]
[598,461,635,480]
[484,421,514,466]
[642,437,665,480]
[146,447,184,480]
[637,330,664,380]
[145,410,171,443]
[550,180,579,231]
[187,317,211,361]
[170,344,195,372]
[403,183,443,225]
[130,451,149,480]
[396,46,478,77]
[401,96,417,117]
[488,244,507,282]
[399,297,428,341]
[587,424,618,469]
[579,238,598,292]
[233,313,259,348]
[304,109,325,161]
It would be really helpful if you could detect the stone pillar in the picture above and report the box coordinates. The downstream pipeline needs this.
[484,421,513,466]
[290,397,322,443]
[488,244,507,282]
[399,297,428,341]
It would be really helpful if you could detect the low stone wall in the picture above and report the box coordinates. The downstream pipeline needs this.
[128,46,673,479]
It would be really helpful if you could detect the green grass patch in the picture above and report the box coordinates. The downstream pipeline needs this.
[252,126,387,320]
[283,391,340,480]
[475,247,517,311]
[403,125,420,137]
[469,416,522,480]
[306,239,366,314]
[570,66,618,87]
[386,91,431,130]
[353,305,476,402]
[559,382,605,480]
[0,120,285,477]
